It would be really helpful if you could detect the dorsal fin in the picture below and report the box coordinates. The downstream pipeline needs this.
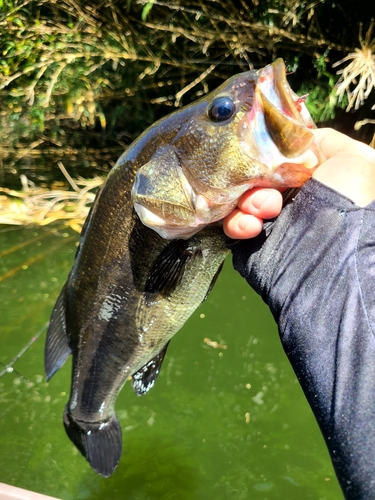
[131,342,170,396]
[45,284,71,381]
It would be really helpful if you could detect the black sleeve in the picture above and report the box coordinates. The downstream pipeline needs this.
[227,178,375,500]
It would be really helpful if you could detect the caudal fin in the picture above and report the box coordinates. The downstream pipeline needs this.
[63,407,122,477]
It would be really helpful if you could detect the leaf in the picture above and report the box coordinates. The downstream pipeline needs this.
[141,0,154,21]
[13,17,25,28]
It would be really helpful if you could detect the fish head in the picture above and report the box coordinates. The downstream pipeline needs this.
[132,58,323,239]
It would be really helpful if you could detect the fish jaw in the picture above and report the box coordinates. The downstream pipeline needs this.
[237,59,325,186]
[252,58,323,166]
[131,145,197,229]
[134,192,238,240]
[131,59,324,239]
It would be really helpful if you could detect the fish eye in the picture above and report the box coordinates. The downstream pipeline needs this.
[208,96,236,122]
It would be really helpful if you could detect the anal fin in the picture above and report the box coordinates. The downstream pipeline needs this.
[132,341,170,396]
[45,283,71,381]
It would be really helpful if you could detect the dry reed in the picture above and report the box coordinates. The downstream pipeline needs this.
[0,165,103,232]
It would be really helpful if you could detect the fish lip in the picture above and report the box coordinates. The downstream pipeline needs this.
[249,58,324,169]
[134,202,206,239]
[256,59,313,128]
[134,184,229,240]
[265,59,303,123]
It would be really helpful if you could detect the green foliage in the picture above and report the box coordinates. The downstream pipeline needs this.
[302,83,339,123]
[141,0,154,21]
[0,0,373,181]
[298,52,348,123]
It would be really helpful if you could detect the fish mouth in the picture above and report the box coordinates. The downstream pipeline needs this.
[132,173,231,240]
[231,58,324,191]
[255,58,318,159]
[259,59,314,128]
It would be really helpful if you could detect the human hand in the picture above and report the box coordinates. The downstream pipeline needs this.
[223,188,283,239]
[223,128,375,239]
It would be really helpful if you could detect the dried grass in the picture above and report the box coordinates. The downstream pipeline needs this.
[0,168,103,232]
[333,21,375,111]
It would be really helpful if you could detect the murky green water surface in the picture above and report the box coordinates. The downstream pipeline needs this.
[0,226,342,499]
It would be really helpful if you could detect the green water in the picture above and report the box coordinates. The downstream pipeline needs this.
[0,226,342,499]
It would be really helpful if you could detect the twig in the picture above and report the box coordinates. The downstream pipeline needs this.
[57,161,80,192]
[174,62,219,106]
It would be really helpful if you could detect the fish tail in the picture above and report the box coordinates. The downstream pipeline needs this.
[63,407,122,477]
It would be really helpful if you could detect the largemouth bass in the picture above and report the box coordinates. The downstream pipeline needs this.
[45,59,322,477]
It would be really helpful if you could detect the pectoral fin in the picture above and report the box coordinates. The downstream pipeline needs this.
[132,342,170,396]
[145,240,199,298]
[45,283,71,381]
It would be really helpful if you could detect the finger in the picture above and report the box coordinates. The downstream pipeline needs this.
[223,209,263,239]
[237,188,283,219]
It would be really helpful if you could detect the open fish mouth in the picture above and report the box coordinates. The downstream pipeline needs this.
[132,59,324,240]
[250,59,318,162]
[258,58,315,129]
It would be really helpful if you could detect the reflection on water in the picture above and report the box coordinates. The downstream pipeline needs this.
[0,226,342,499]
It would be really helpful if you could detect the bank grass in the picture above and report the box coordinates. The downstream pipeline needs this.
[0,165,103,231]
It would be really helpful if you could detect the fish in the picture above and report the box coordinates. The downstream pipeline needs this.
[44,58,322,477]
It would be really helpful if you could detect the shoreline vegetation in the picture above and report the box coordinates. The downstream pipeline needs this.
[0,0,374,230]
[0,167,103,232]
